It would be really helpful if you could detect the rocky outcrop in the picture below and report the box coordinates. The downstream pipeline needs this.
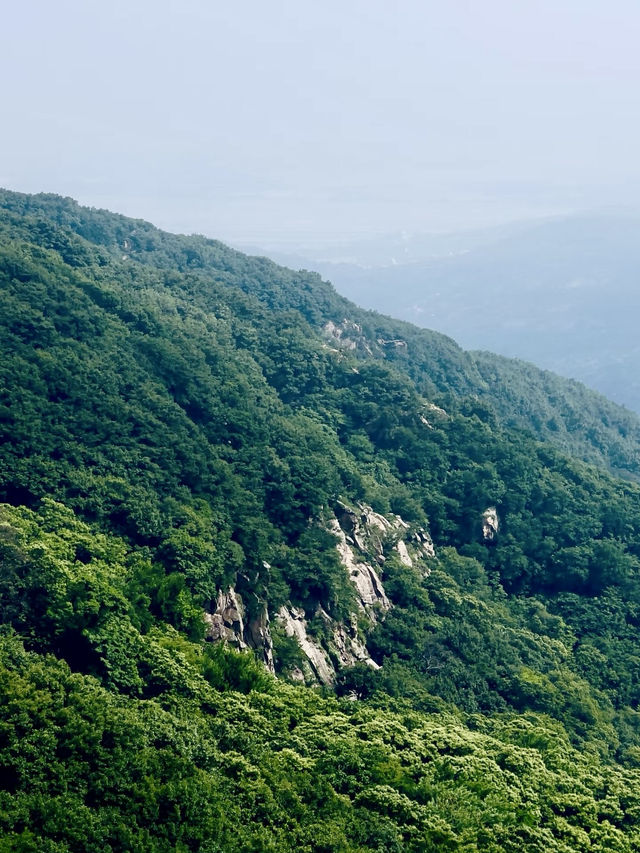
[329,617,380,670]
[246,606,275,671]
[411,528,436,561]
[204,588,246,648]
[376,338,407,348]
[332,500,435,595]
[329,516,390,615]
[333,502,390,560]
[396,539,413,567]
[204,588,274,673]
[323,319,375,356]
[277,605,335,684]
[419,401,449,429]
[482,507,499,543]
[204,504,436,685]
[276,606,380,685]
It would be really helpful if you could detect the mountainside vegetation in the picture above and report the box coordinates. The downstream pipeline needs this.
[289,214,640,413]
[4,190,640,849]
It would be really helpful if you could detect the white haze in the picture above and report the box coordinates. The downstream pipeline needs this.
[3,0,640,244]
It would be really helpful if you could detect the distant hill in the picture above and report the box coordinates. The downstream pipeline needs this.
[270,214,640,412]
[236,219,534,268]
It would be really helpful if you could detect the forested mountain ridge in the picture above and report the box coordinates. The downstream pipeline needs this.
[279,214,640,412]
[471,351,640,481]
[3,188,640,481]
[4,190,640,849]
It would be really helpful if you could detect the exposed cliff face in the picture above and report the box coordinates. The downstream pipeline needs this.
[329,617,380,671]
[204,588,245,647]
[332,500,434,587]
[323,319,377,356]
[277,605,335,684]
[279,501,435,684]
[329,514,390,615]
[275,605,380,686]
[204,589,274,672]
[419,401,449,429]
[206,502,435,684]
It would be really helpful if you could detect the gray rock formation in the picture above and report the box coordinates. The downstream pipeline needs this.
[322,319,374,356]
[204,502,436,685]
[204,588,274,673]
[277,605,335,684]
[332,499,435,588]
[329,517,390,614]
[330,618,380,670]
[204,588,246,648]
[411,528,436,569]
[246,605,275,672]
[482,507,499,542]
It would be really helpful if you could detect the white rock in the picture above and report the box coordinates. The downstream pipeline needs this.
[329,518,390,614]
[396,539,413,567]
[277,606,335,685]
[204,588,247,648]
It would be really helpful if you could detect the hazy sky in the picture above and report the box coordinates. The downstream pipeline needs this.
[3,0,640,244]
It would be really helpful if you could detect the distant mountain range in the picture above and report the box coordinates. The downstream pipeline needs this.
[247,214,640,412]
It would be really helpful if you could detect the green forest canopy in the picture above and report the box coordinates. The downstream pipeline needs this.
[3,190,640,849]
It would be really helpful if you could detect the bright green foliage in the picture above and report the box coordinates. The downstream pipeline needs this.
[2,611,640,851]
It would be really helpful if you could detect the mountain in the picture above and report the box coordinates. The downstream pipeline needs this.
[236,219,534,268]
[271,214,640,412]
[3,190,640,850]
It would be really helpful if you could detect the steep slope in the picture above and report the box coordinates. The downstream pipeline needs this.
[3,501,640,852]
[283,214,640,412]
[4,190,640,483]
[4,191,640,848]
[472,351,640,480]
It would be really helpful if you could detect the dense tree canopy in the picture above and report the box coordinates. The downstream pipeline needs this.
[3,190,640,848]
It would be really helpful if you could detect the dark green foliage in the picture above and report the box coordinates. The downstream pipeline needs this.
[472,351,640,481]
